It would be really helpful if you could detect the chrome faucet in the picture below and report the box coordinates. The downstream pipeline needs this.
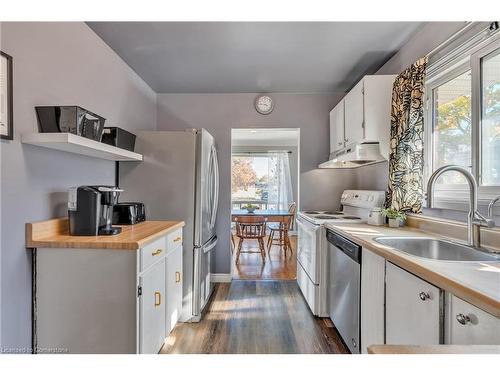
[488,195,500,218]
[426,165,494,248]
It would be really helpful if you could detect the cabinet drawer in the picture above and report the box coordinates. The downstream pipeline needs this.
[167,228,183,251]
[446,294,500,345]
[140,236,167,272]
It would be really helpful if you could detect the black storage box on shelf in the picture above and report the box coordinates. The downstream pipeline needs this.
[35,106,106,142]
[101,127,136,152]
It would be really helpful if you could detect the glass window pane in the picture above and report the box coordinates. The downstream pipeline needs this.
[432,70,472,184]
[481,47,500,186]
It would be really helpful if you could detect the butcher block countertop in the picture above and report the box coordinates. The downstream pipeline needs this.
[367,344,500,354]
[26,218,185,250]
[325,222,500,318]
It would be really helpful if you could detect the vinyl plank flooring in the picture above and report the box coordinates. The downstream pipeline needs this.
[161,280,349,354]
[233,235,297,280]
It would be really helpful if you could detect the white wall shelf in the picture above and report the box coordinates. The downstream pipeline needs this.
[21,133,143,162]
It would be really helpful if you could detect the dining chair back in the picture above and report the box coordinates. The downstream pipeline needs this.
[234,215,268,263]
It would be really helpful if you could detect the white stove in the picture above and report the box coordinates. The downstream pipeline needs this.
[296,190,385,317]
[298,190,386,225]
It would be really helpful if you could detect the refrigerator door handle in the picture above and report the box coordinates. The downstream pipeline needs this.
[203,236,218,253]
[210,145,219,229]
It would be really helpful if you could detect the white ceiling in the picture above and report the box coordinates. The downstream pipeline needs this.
[232,128,299,147]
[87,22,424,93]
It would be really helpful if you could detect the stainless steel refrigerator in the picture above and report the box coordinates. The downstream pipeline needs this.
[118,129,219,322]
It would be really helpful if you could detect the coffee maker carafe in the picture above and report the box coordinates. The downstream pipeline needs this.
[68,185,124,236]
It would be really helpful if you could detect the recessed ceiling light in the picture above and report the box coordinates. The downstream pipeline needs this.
[250,130,258,133]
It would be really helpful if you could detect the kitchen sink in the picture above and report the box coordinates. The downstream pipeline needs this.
[373,237,500,262]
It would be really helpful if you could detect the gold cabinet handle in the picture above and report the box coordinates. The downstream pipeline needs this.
[154,291,161,306]
[152,249,163,256]
[175,271,181,283]
[173,236,182,243]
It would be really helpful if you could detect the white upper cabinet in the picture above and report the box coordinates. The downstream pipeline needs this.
[329,100,345,153]
[445,294,500,345]
[385,262,442,345]
[344,79,365,145]
[329,75,395,158]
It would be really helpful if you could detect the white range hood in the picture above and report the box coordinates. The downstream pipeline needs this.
[318,142,386,169]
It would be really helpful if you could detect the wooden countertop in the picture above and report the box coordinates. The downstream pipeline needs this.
[325,222,500,318]
[26,218,185,250]
[368,344,500,354]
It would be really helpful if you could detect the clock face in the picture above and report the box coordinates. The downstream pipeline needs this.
[255,95,274,115]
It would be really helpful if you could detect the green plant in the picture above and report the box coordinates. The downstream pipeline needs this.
[242,204,259,210]
[382,208,407,221]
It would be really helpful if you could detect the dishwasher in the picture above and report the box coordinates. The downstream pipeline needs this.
[327,228,362,354]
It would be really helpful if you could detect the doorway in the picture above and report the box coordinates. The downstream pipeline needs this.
[230,128,300,280]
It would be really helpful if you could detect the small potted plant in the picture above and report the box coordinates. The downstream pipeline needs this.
[242,204,259,213]
[382,208,407,228]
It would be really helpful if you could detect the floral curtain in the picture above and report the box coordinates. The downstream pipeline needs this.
[386,57,428,213]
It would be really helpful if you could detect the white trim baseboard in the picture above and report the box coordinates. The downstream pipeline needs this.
[210,273,232,283]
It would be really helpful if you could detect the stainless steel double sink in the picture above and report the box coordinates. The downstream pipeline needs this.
[373,237,499,262]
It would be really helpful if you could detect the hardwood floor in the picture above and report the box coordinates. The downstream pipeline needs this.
[232,234,297,280]
[161,280,349,354]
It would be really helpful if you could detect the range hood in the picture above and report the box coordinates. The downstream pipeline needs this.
[318,142,386,169]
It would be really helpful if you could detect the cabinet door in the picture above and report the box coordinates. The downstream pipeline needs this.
[386,262,442,345]
[446,294,500,345]
[329,100,345,153]
[360,250,385,353]
[139,259,166,354]
[166,245,183,334]
[344,79,364,145]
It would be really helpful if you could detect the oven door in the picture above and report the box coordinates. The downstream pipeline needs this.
[296,215,322,284]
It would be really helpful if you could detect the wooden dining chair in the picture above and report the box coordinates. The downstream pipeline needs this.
[234,215,268,264]
[267,202,296,256]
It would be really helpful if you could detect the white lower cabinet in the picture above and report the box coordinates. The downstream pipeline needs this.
[166,245,183,334]
[35,229,184,354]
[139,259,166,354]
[360,249,385,353]
[385,262,442,345]
[445,294,500,345]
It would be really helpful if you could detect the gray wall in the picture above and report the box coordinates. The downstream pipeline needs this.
[156,93,350,274]
[0,22,156,350]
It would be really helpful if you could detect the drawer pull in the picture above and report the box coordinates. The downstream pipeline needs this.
[456,313,471,325]
[419,292,430,301]
[152,249,163,256]
[154,292,161,307]
[175,271,181,283]
[173,236,182,243]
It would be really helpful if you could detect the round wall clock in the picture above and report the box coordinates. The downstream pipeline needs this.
[255,95,274,115]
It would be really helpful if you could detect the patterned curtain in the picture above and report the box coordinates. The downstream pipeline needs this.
[386,57,427,213]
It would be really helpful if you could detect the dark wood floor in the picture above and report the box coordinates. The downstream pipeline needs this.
[232,235,297,280]
[161,280,349,354]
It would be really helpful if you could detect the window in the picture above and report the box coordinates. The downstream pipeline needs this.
[425,26,500,202]
[231,153,293,210]
[481,48,500,185]
[432,70,472,184]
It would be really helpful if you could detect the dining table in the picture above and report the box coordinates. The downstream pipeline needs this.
[231,209,295,254]
[231,209,293,223]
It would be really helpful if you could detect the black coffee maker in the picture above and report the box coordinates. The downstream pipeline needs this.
[68,186,124,236]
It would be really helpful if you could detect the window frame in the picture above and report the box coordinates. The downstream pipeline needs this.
[424,32,500,204]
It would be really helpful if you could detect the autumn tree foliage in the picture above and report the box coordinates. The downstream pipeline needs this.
[231,157,257,193]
